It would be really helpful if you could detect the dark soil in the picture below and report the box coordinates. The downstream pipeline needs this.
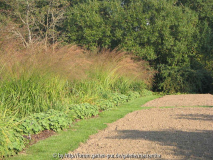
[23,130,56,146]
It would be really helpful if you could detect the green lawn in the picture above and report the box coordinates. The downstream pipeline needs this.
[6,95,160,160]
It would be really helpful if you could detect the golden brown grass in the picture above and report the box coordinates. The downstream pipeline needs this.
[0,40,155,86]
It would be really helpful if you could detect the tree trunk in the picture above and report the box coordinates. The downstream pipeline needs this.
[26,0,32,46]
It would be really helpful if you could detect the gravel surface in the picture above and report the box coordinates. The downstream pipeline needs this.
[63,94,213,160]
[142,94,213,107]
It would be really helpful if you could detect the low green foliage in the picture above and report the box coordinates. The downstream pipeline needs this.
[0,114,25,158]
[0,128,25,158]
[141,89,153,96]
[17,109,73,134]
[70,103,99,119]
[95,99,115,111]
[43,110,71,132]
[17,118,42,135]
[98,90,113,100]
[95,91,140,110]
[0,109,74,158]
[126,91,141,101]
[109,93,128,106]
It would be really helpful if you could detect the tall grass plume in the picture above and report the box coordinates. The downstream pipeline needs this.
[0,42,155,117]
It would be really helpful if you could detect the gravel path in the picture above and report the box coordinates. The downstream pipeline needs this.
[63,94,213,160]
[142,94,213,107]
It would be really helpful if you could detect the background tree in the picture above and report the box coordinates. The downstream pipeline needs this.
[176,0,213,70]
[64,0,213,93]
[1,0,69,48]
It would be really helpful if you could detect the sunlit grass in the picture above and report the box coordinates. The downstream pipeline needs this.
[0,43,154,117]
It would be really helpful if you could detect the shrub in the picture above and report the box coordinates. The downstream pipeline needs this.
[130,81,147,94]
[155,64,213,94]
[111,77,131,94]
[19,109,73,133]
[95,99,115,111]
[0,108,75,158]
[109,93,128,106]
[126,91,140,101]
[0,115,25,158]
[17,117,42,135]
[141,89,153,96]
[70,103,99,119]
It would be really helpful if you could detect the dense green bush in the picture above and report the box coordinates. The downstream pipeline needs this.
[155,64,213,94]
